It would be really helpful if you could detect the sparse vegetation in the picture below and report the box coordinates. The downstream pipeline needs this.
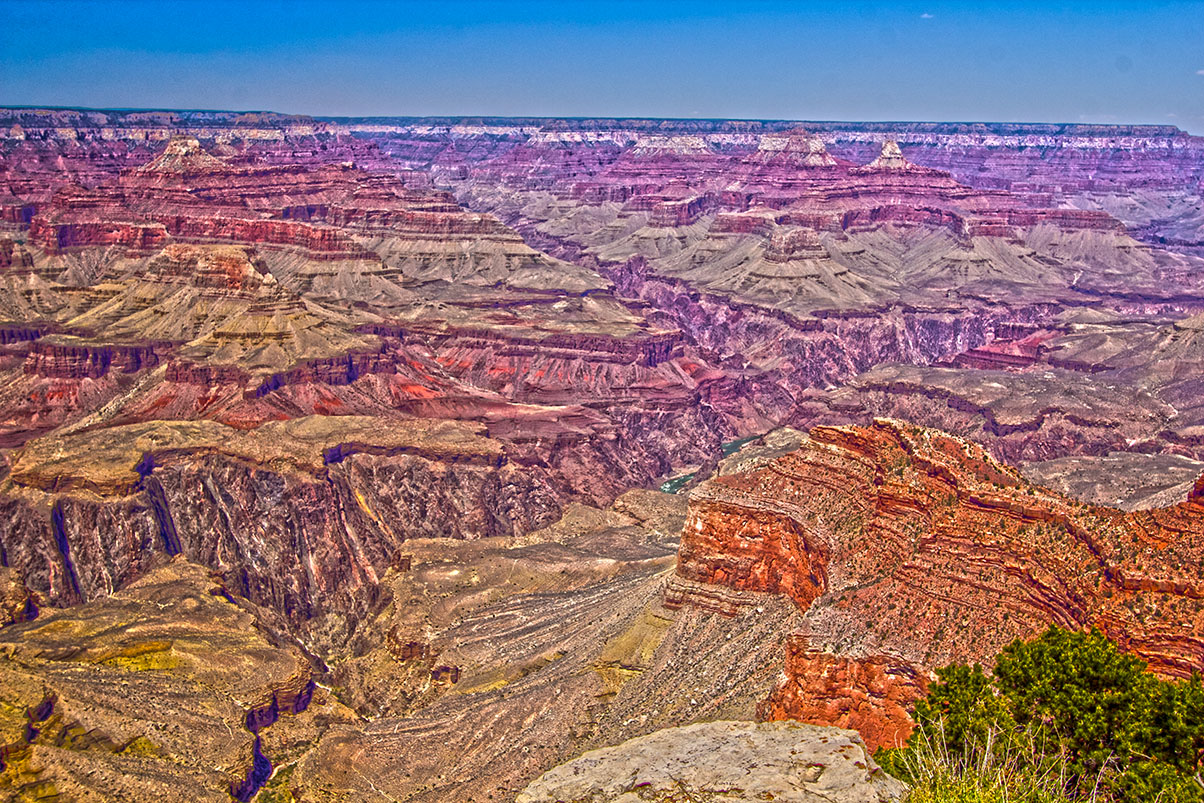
[878,627,1204,803]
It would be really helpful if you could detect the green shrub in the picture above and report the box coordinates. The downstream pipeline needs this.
[879,627,1204,803]
[913,663,1015,758]
[994,627,1150,789]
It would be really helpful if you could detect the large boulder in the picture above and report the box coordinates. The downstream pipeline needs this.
[516,720,906,803]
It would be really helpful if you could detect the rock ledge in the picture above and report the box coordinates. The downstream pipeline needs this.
[516,720,906,803]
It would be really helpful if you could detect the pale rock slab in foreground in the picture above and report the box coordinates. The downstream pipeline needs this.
[517,720,907,803]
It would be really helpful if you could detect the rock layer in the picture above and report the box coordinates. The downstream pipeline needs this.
[672,419,1204,748]
[0,558,355,802]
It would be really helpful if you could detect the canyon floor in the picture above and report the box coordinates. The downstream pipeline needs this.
[1,109,1203,801]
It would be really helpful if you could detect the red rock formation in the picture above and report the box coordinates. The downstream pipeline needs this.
[134,134,229,174]
[23,136,508,262]
[676,497,829,608]
[763,227,828,263]
[671,419,1204,748]
[29,215,170,253]
[4,107,1204,794]
[748,129,842,169]
[648,194,716,227]
[947,328,1059,370]
[24,340,161,378]
[757,639,929,750]
[3,106,1204,666]
[0,237,34,270]
[852,140,940,174]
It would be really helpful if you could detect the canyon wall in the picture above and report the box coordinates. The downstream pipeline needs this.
[670,420,1204,747]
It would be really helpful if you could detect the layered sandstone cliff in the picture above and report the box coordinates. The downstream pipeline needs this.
[670,419,1204,747]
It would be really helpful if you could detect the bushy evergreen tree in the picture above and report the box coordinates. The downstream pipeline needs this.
[913,662,1014,757]
[880,627,1204,803]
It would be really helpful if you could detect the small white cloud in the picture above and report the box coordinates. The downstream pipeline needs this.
[1197,69,1204,75]
[921,12,934,18]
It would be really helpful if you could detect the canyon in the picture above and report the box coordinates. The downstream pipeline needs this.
[1,107,1204,800]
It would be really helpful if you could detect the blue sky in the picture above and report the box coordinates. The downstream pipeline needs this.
[2,1,1202,132]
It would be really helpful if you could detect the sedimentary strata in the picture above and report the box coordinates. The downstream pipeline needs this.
[0,559,354,802]
[671,419,1204,747]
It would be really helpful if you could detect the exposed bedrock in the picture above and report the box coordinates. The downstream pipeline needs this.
[0,487,814,801]
[283,501,812,802]
[669,419,1204,748]
[0,399,728,644]
[0,558,353,802]
[755,643,930,752]
[28,217,171,254]
[0,417,682,640]
[4,109,1204,800]
[625,274,1018,393]
[24,339,163,379]
[792,361,1193,465]
[516,720,906,803]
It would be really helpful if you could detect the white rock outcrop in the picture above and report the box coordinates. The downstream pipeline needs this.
[516,720,907,803]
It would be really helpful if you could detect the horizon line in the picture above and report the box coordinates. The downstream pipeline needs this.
[0,104,1194,134]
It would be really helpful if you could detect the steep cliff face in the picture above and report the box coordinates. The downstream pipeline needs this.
[755,643,930,751]
[794,361,1187,464]
[0,558,355,802]
[444,123,1204,317]
[0,415,676,639]
[0,135,736,622]
[671,419,1204,747]
[23,339,163,378]
[0,488,810,802]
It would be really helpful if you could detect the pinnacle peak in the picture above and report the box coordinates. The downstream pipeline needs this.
[868,140,910,170]
[139,135,228,173]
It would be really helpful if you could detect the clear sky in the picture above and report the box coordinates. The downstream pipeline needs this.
[2,1,1203,132]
